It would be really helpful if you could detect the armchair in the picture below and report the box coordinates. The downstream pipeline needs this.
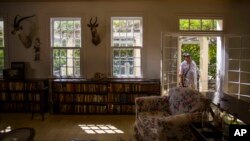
[134,87,208,141]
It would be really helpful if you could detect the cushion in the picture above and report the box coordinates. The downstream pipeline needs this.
[168,87,204,115]
[137,111,170,130]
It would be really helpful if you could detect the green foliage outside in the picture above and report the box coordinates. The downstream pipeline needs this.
[179,19,222,31]
[53,20,81,47]
[208,41,217,79]
[179,19,217,79]
[181,41,217,79]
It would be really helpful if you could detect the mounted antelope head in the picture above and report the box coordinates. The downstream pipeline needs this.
[87,17,101,46]
[11,15,35,48]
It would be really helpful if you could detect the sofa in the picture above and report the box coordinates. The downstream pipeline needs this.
[134,87,209,141]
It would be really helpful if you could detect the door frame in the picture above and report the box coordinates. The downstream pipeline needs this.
[161,32,225,94]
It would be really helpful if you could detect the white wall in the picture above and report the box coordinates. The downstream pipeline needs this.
[0,0,250,79]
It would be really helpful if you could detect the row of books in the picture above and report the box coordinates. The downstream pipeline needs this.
[108,104,135,114]
[0,93,7,100]
[0,81,46,91]
[1,103,26,112]
[108,93,151,103]
[9,93,25,101]
[59,105,107,113]
[108,83,160,93]
[52,82,160,93]
[0,103,42,112]
[27,93,41,101]
[57,104,135,114]
[0,83,7,90]
[9,82,24,91]
[27,104,42,112]
[57,94,107,103]
[0,93,41,101]
[53,83,107,93]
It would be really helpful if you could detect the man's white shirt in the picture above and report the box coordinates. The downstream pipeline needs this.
[179,60,198,90]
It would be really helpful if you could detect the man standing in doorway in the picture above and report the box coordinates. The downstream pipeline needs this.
[179,52,198,90]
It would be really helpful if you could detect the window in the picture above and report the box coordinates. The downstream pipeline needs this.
[179,18,223,31]
[227,36,250,101]
[111,17,143,78]
[0,18,5,77]
[50,18,81,77]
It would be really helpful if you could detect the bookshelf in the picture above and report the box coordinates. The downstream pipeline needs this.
[52,79,160,114]
[108,79,160,114]
[0,79,49,120]
[52,79,108,114]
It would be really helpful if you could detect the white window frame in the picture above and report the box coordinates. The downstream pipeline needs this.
[0,16,6,78]
[177,15,224,33]
[50,17,82,78]
[110,17,143,78]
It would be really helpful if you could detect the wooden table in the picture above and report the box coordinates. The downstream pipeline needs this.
[0,127,35,141]
[190,122,224,141]
[202,92,250,124]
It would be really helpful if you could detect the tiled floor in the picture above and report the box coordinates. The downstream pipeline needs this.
[0,113,136,141]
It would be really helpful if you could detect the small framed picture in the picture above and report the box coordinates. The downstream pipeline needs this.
[11,62,25,70]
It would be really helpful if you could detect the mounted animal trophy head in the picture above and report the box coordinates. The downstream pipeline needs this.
[11,15,36,48]
[87,17,101,46]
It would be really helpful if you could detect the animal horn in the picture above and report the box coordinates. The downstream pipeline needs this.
[93,17,97,25]
[16,15,35,27]
[13,15,19,27]
[89,17,93,25]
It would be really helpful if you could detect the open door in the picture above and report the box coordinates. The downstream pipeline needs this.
[226,35,250,102]
[161,33,178,95]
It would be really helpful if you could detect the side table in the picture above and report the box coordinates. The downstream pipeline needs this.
[190,122,224,141]
[0,127,35,141]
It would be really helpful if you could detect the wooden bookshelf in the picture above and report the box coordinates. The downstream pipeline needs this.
[108,79,160,114]
[52,79,108,114]
[52,79,160,114]
[0,79,49,120]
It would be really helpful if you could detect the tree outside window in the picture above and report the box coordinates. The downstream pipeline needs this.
[51,18,81,77]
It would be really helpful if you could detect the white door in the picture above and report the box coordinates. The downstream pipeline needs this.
[226,35,250,102]
[161,33,178,95]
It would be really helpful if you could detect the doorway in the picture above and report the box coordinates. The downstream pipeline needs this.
[161,34,223,94]
[178,36,222,92]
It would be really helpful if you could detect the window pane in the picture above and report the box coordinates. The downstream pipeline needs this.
[74,59,80,67]
[179,19,189,30]
[0,20,4,47]
[202,19,213,31]
[74,49,80,58]
[112,48,141,77]
[0,50,4,59]
[74,67,80,77]
[0,19,4,76]
[113,49,120,58]
[52,49,80,77]
[190,19,201,30]
[179,18,223,31]
[111,17,142,47]
[214,19,223,31]
[0,50,4,75]
[51,18,81,47]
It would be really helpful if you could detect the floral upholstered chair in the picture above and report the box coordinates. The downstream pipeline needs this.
[134,87,209,141]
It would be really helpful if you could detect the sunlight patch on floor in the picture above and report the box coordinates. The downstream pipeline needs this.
[78,124,124,134]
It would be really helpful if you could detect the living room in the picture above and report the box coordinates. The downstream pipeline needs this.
[0,0,250,141]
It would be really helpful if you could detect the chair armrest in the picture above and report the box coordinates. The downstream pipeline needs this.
[135,96,170,114]
[156,112,201,140]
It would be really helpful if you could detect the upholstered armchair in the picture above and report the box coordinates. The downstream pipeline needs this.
[134,87,209,141]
